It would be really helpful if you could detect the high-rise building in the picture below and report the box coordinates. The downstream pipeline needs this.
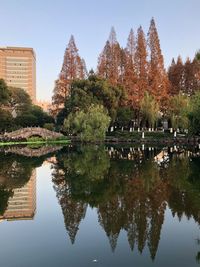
[0,46,36,102]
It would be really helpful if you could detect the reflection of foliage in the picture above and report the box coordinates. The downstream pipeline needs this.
[52,145,200,260]
[53,145,111,206]
[0,152,45,188]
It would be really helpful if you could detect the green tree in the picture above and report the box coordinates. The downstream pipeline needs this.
[64,104,111,142]
[0,79,10,105]
[116,107,134,127]
[14,105,54,128]
[140,92,160,128]
[188,91,200,135]
[8,86,32,115]
[168,93,189,130]
[65,75,125,122]
[0,109,13,132]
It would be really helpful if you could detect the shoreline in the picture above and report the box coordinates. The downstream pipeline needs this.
[0,139,70,146]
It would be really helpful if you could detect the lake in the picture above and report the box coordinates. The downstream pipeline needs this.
[0,144,200,267]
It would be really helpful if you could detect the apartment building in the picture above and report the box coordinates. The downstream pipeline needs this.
[0,46,36,102]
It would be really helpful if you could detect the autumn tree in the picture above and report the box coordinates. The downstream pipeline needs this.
[52,35,87,115]
[184,57,199,96]
[148,18,169,106]
[124,29,137,108]
[97,27,122,86]
[168,54,200,97]
[134,26,149,110]
[168,56,185,95]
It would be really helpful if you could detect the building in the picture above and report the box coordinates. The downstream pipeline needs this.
[36,100,52,113]
[0,46,36,102]
[0,170,36,221]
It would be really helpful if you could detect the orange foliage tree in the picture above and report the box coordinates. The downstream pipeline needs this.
[147,18,169,108]
[52,35,87,115]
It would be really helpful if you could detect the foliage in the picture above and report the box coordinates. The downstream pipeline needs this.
[62,75,125,123]
[43,123,55,131]
[168,56,200,96]
[116,106,134,127]
[148,18,169,106]
[0,79,10,105]
[140,92,160,128]
[8,86,32,115]
[168,93,189,130]
[0,80,55,132]
[64,104,111,142]
[14,105,54,128]
[188,91,200,135]
[0,108,13,132]
[97,27,122,86]
[52,35,87,115]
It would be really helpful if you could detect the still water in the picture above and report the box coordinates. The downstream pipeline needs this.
[0,144,200,267]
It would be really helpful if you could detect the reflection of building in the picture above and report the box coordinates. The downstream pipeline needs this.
[0,46,36,102]
[0,170,36,221]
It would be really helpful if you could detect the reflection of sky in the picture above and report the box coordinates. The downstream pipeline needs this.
[0,164,199,267]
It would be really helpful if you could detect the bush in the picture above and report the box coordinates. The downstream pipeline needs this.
[64,104,111,142]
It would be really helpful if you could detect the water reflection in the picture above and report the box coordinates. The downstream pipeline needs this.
[0,152,48,221]
[52,145,200,260]
[0,144,200,263]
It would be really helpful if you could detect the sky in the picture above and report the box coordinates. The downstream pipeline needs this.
[0,0,200,101]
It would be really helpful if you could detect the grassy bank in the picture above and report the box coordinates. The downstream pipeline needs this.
[0,138,70,146]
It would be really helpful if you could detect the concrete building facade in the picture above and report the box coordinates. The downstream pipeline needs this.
[0,46,36,102]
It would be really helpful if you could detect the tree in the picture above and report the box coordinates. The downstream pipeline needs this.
[168,93,189,130]
[168,56,185,95]
[8,86,32,115]
[134,26,149,109]
[148,18,169,106]
[64,104,111,142]
[0,109,13,132]
[0,79,9,105]
[188,91,200,135]
[116,107,134,128]
[14,105,54,128]
[140,92,160,128]
[184,57,199,96]
[97,27,122,86]
[52,35,87,115]
[63,75,125,123]
[168,55,200,97]
[124,29,138,108]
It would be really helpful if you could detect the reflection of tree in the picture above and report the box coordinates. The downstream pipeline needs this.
[0,152,46,188]
[53,177,87,244]
[52,145,200,260]
[98,196,124,252]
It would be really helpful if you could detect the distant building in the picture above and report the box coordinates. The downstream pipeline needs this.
[0,46,36,102]
[0,170,36,221]
[36,100,52,113]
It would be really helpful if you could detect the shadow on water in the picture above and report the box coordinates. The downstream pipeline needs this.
[0,144,200,261]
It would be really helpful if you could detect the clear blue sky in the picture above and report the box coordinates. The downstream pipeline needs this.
[1,0,200,101]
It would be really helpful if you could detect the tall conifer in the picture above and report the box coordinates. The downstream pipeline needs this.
[148,18,169,105]
[52,35,86,115]
[134,26,149,108]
